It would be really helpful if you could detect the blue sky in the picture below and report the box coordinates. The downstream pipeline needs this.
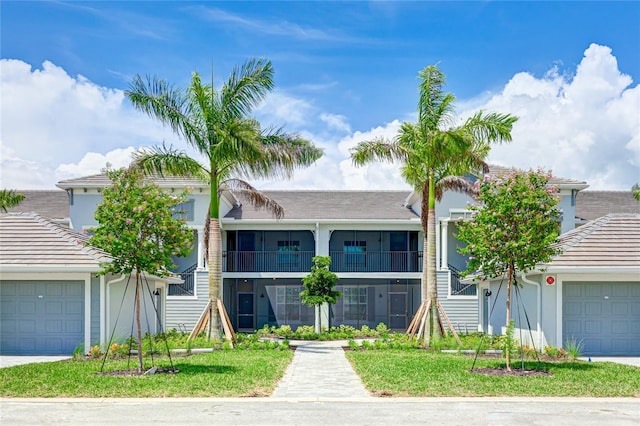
[1,1,639,190]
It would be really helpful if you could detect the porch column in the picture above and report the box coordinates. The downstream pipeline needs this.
[441,220,448,270]
[195,226,205,270]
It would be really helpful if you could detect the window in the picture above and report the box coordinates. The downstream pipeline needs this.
[343,287,367,320]
[344,240,366,266]
[277,240,300,268]
[172,199,195,221]
[276,287,301,321]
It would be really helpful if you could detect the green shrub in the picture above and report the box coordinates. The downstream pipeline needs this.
[564,339,584,360]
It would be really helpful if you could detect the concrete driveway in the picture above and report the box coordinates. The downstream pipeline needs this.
[579,357,640,367]
[0,356,71,368]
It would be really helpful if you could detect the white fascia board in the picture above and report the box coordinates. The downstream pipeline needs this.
[335,272,421,279]
[0,265,102,273]
[223,272,307,279]
[556,183,589,191]
[221,218,422,225]
[543,266,640,274]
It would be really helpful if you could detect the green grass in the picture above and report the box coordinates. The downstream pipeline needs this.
[0,350,293,398]
[346,350,640,397]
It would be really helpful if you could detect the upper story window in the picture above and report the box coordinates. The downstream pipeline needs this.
[172,199,195,221]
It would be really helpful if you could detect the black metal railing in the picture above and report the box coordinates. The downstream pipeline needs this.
[329,251,422,272]
[448,264,476,296]
[223,251,314,272]
[168,264,197,296]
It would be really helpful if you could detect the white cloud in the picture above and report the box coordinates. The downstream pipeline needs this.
[55,147,137,181]
[2,45,637,193]
[0,59,179,188]
[459,44,640,190]
[255,91,314,128]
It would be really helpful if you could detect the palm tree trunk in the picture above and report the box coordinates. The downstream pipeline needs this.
[134,270,143,373]
[422,178,442,347]
[208,217,222,340]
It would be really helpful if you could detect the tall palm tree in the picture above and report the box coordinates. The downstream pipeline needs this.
[351,65,517,347]
[126,58,323,339]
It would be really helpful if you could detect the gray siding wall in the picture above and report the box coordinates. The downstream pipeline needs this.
[70,193,102,230]
[165,270,209,331]
[437,270,478,333]
[90,276,100,345]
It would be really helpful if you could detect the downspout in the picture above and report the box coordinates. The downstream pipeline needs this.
[100,275,106,346]
[520,272,543,350]
[105,274,128,345]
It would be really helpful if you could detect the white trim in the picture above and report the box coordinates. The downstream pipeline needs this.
[84,277,91,354]
[556,278,563,348]
[520,272,542,350]
[222,218,421,225]
[100,275,106,346]
[545,266,640,274]
[0,266,104,273]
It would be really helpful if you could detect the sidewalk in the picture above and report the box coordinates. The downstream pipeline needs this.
[271,340,371,400]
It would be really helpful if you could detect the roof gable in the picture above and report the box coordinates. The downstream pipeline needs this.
[550,214,640,268]
[224,190,418,221]
[0,212,111,268]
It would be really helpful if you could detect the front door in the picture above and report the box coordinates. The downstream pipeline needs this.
[237,293,255,331]
[389,292,407,330]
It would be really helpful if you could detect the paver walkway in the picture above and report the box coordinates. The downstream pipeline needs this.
[271,340,371,399]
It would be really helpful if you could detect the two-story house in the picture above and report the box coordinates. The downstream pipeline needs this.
[56,166,589,335]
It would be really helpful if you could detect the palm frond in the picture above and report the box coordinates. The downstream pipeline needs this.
[132,144,209,181]
[126,75,204,150]
[221,58,274,120]
[0,189,25,212]
[417,65,455,131]
[221,179,285,219]
[239,130,323,179]
[351,138,406,166]
[463,111,518,144]
[435,175,477,201]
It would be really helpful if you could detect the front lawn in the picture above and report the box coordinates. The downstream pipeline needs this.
[0,350,293,398]
[346,350,640,397]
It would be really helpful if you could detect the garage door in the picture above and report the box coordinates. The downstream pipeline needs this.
[0,281,84,355]
[563,282,640,355]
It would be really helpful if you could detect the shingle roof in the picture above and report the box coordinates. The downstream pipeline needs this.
[549,214,640,268]
[224,191,418,221]
[487,165,588,187]
[575,191,639,221]
[0,212,111,268]
[4,190,69,220]
[56,173,209,189]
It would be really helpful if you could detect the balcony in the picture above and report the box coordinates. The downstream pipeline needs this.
[329,251,422,273]
[223,250,314,273]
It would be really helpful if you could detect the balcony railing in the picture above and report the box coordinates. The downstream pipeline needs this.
[169,264,197,296]
[449,264,477,296]
[223,251,314,272]
[329,251,422,273]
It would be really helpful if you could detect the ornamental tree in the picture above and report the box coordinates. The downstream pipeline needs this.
[89,168,193,372]
[300,256,341,333]
[456,169,562,370]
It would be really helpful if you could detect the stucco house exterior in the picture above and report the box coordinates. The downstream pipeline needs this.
[53,166,589,335]
[477,213,640,356]
[0,212,168,355]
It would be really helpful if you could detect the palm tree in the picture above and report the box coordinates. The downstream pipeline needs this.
[126,58,322,339]
[351,65,517,347]
[0,189,25,212]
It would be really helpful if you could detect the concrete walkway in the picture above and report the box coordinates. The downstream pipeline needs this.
[271,340,371,399]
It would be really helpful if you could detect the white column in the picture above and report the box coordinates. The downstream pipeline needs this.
[441,220,449,270]
[195,226,205,270]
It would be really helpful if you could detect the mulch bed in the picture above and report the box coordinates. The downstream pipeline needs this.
[470,367,552,377]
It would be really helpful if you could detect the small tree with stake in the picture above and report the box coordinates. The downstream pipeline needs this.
[456,169,562,371]
[89,168,193,373]
[300,256,341,333]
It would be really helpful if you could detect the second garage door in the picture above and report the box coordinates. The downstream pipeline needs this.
[0,280,84,355]
[563,282,640,355]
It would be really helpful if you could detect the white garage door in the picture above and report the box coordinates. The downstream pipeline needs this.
[563,282,640,356]
[0,281,84,355]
